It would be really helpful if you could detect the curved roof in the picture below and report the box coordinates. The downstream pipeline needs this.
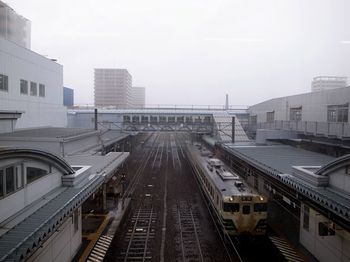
[0,148,75,175]
[315,154,350,176]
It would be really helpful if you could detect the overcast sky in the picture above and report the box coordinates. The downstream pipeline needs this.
[7,0,350,106]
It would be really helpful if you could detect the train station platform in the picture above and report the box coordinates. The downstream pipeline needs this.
[77,198,131,262]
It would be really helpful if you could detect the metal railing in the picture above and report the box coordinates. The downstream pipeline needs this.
[248,120,350,139]
[69,104,249,111]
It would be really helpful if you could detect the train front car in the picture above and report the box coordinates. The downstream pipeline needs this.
[221,188,268,236]
[186,143,268,237]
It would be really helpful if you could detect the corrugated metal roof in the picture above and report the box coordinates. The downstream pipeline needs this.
[223,144,334,174]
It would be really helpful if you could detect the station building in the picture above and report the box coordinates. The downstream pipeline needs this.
[0,127,130,261]
[247,86,350,146]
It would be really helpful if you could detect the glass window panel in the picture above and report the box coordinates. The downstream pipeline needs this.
[20,79,28,94]
[30,82,37,96]
[290,107,302,121]
[27,166,48,184]
[223,203,240,212]
[0,170,3,197]
[39,84,45,97]
[266,111,274,122]
[0,74,9,91]
[327,104,349,123]
[6,166,15,194]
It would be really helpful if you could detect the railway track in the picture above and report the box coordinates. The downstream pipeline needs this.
[107,133,234,262]
[173,201,204,262]
[117,203,157,261]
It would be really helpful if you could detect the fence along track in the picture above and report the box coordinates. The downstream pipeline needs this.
[173,201,204,262]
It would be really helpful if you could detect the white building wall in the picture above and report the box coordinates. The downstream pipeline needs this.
[300,204,350,262]
[28,207,82,262]
[0,37,67,129]
[328,166,350,195]
[0,161,61,223]
[249,87,350,123]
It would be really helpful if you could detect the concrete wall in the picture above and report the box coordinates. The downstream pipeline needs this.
[0,38,67,129]
[28,207,82,262]
[249,87,350,123]
[300,204,350,262]
[328,165,350,197]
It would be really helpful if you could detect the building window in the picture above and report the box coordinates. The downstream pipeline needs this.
[20,80,28,94]
[0,74,9,92]
[5,166,15,195]
[0,170,3,198]
[303,205,310,231]
[39,84,45,97]
[27,166,48,184]
[290,107,302,121]
[266,111,275,122]
[0,165,24,198]
[30,82,37,96]
[327,104,348,123]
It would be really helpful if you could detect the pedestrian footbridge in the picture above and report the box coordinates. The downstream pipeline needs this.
[68,107,250,142]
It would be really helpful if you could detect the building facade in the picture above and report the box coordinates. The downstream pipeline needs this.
[0,1,31,49]
[130,86,145,108]
[94,68,132,108]
[249,87,350,124]
[311,76,347,92]
[63,87,74,107]
[0,37,67,129]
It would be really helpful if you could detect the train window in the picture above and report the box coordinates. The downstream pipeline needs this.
[254,203,267,212]
[242,205,250,214]
[223,203,240,212]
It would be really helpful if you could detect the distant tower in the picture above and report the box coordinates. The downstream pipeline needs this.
[225,94,229,110]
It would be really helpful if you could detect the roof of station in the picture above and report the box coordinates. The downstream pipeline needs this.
[220,143,350,222]
[0,151,129,261]
[222,144,334,175]
[0,127,97,140]
[0,128,129,156]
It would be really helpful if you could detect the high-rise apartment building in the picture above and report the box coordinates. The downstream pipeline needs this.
[0,1,31,49]
[131,86,145,108]
[94,68,132,108]
[311,76,347,92]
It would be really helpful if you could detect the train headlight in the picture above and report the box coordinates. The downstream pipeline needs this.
[259,196,264,201]
[229,197,234,202]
